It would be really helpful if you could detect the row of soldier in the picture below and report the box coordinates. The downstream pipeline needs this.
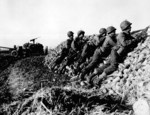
[51,20,149,87]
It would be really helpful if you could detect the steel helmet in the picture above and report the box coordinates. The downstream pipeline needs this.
[120,20,132,31]
[107,26,116,34]
[77,30,85,36]
[99,28,107,35]
[67,31,74,37]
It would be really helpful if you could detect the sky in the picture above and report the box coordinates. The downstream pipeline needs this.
[0,0,150,48]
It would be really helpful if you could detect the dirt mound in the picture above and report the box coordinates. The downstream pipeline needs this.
[0,56,70,107]
[7,56,70,99]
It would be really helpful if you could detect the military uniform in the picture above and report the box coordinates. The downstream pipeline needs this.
[59,30,85,73]
[76,30,106,71]
[89,20,144,86]
[75,28,107,71]
[53,39,73,66]
[64,38,84,66]
[51,31,74,70]
[88,47,120,86]
[80,26,117,80]
[116,31,139,58]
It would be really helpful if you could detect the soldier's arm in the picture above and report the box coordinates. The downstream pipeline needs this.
[118,33,135,47]
[81,43,89,57]
[98,36,105,46]
[100,37,109,52]
[66,39,71,49]
[93,36,99,46]
[71,40,77,51]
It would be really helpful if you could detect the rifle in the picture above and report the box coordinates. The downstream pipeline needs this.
[133,26,150,43]
[131,26,150,35]
[139,26,149,38]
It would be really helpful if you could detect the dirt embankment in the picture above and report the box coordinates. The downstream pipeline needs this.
[0,53,132,115]
[0,56,70,105]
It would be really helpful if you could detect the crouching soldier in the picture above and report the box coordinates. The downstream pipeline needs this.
[77,26,117,81]
[58,30,86,74]
[74,28,107,74]
[51,31,74,71]
[88,20,148,87]
[88,47,120,87]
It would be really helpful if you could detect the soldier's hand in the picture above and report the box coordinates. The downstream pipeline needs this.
[140,26,150,38]
[141,32,148,38]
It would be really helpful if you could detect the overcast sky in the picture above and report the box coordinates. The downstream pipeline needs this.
[0,0,150,48]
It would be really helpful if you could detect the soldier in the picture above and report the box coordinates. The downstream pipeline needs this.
[88,20,148,87]
[51,31,74,71]
[74,28,107,74]
[71,30,86,52]
[58,30,86,74]
[88,47,120,87]
[76,26,117,81]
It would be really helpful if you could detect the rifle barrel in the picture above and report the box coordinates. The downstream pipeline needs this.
[131,29,143,35]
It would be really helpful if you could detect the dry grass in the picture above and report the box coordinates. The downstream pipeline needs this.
[1,87,132,115]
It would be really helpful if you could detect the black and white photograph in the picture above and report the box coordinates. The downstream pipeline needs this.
[0,0,150,114]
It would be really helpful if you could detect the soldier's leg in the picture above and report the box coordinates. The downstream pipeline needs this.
[82,45,96,62]
[80,45,96,69]
[80,48,103,80]
[93,63,118,86]
[95,50,119,86]
[52,48,68,70]
[59,52,77,74]
[55,55,66,65]
[51,54,66,70]
[74,57,86,75]
[89,49,119,86]
[104,63,118,75]
[76,44,89,68]
[74,45,97,74]
[88,62,110,85]
[103,49,119,75]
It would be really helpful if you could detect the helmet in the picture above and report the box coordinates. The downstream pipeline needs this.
[120,20,132,31]
[67,31,74,37]
[99,28,106,34]
[77,30,85,36]
[107,26,116,34]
